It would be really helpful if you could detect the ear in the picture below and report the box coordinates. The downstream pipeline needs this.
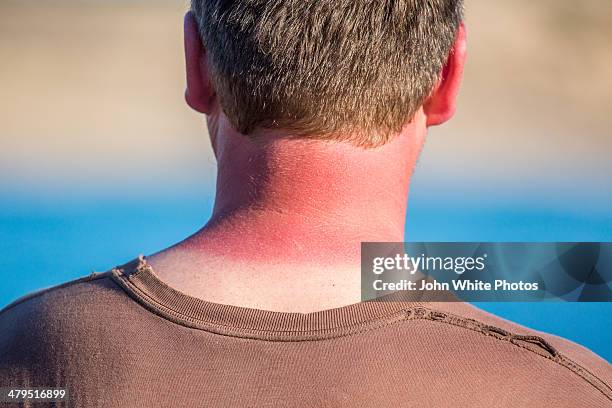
[184,11,216,114]
[424,23,467,127]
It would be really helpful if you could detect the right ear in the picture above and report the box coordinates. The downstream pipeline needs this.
[184,11,216,114]
[423,23,467,127]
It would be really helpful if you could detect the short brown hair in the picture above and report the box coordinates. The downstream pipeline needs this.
[191,0,463,147]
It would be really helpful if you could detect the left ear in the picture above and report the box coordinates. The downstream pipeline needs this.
[424,23,467,127]
[184,11,216,114]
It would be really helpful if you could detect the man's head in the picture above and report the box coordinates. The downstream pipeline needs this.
[185,0,465,148]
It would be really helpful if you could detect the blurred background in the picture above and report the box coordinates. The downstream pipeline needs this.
[1,1,611,359]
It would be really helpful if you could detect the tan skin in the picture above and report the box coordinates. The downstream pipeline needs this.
[146,12,467,313]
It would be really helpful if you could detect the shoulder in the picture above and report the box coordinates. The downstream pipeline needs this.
[1,272,111,314]
[0,266,136,356]
[0,257,145,323]
[423,301,612,402]
[0,262,144,387]
[0,271,122,324]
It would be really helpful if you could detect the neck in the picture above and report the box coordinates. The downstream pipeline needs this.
[184,114,425,264]
[146,115,426,311]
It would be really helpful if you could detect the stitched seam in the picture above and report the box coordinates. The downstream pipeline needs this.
[111,271,409,338]
[409,309,612,401]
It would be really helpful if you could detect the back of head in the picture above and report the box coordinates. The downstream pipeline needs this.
[191,0,464,147]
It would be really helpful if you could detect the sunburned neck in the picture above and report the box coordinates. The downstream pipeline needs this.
[147,116,426,311]
[201,121,423,260]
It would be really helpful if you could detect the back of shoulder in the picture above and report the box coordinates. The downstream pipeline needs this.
[0,272,121,332]
[0,272,129,379]
[426,301,612,403]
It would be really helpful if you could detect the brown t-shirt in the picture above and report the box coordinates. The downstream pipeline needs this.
[1,257,610,407]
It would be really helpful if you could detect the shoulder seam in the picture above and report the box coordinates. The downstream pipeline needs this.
[408,307,612,402]
[0,272,112,316]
